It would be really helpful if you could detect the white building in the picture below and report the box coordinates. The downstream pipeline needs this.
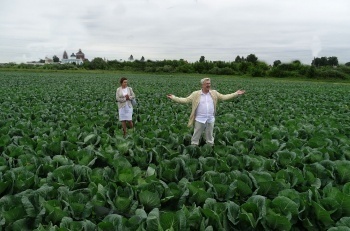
[61,49,85,65]
[45,57,54,64]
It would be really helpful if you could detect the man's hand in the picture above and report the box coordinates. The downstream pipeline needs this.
[166,94,173,99]
[235,90,245,95]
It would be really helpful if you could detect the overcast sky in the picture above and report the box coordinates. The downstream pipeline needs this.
[1,0,349,65]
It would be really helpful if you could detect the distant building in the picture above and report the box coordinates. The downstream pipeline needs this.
[76,49,85,60]
[61,49,87,65]
[63,51,68,59]
[45,57,54,64]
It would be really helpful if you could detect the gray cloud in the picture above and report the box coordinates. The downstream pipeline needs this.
[0,0,349,64]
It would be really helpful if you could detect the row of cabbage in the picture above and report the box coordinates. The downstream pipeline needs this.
[1,71,350,230]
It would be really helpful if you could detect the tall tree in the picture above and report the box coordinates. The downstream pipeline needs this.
[320,57,328,66]
[235,55,242,63]
[327,56,338,66]
[246,54,258,64]
[90,57,107,70]
[52,55,59,62]
[128,55,134,61]
[312,57,320,67]
[199,56,205,63]
[273,60,281,67]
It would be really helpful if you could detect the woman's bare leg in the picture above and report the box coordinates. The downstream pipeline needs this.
[128,120,133,129]
[121,121,127,136]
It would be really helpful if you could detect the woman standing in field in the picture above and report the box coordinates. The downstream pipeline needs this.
[116,77,136,137]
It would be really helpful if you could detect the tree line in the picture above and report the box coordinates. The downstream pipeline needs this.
[2,54,350,80]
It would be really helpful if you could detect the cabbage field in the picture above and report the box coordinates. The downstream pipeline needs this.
[1,71,350,230]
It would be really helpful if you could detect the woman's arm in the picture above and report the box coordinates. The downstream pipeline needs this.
[129,87,136,100]
[116,88,126,102]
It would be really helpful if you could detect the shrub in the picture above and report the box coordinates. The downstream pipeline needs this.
[218,67,234,75]
[337,65,350,75]
[317,69,348,79]
[145,67,156,72]
[208,67,219,75]
[268,68,288,78]
[250,67,266,77]
[306,66,317,78]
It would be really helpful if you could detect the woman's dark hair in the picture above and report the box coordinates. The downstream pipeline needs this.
[120,77,127,85]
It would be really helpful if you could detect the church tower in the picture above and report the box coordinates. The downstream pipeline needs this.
[63,51,68,59]
[76,49,85,60]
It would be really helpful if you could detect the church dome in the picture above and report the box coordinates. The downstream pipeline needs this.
[76,49,85,59]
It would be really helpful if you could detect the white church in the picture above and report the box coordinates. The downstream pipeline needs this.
[61,49,86,65]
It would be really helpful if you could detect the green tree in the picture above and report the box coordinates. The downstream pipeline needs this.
[81,60,90,69]
[273,60,281,67]
[235,55,242,63]
[320,57,328,66]
[312,57,320,67]
[193,61,207,74]
[246,54,258,64]
[238,62,252,74]
[199,56,205,63]
[90,57,107,70]
[249,62,269,77]
[313,56,339,67]
[140,56,145,62]
[52,55,60,62]
[327,56,338,66]
[306,66,316,78]
[128,55,134,61]
[292,60,301,65]
[132,60,146,71]
[107,60,122,70]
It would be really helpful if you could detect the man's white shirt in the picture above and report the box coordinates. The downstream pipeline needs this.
[195,91,215,124]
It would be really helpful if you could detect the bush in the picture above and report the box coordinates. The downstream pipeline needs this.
[219,67,234,75]
[208,67,219,75]
[306,66,316,78]
[162,65,174,73]
[317,69,348,79]
[298,65,309,76]
[238,62,252,74]
[337,65,350,75]
[250,67,266,77]
[208,67,234,75]
[176,64,194,73]
[145,67,156,72]
[268,68,288,78]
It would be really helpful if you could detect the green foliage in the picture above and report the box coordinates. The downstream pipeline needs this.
[312,56,339,67]
[273,60,281,67]
[1,55,349,80]
[306,65,317,78]
[249,62,269,77]
[1,71,350,230]
[89,57,108,70]
[246,54,258,64]
[317,69,348,79]
[52,55,59,62]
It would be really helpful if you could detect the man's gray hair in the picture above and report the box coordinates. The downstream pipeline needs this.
[200,78,210,84]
